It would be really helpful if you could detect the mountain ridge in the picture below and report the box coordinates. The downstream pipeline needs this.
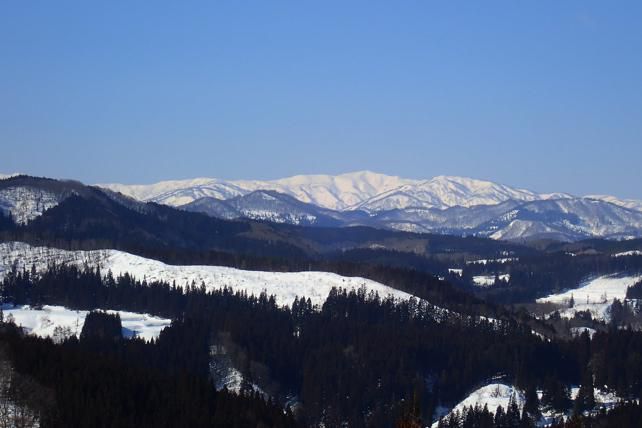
[4,173,642,242]
[99,171,641,214]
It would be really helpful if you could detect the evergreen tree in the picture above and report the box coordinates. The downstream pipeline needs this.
[523,383,541,421]
[574,366,596,415]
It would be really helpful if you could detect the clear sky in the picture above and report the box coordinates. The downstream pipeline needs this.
[1,1,642,198]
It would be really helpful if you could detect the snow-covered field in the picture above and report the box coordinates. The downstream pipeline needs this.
[432,384,524,427]
[2,304,171,341]
[536,274,642,321]
[0,242,414,308]
[537,274,642,307]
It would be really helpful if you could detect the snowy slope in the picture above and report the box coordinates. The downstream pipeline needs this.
[537,274,642,306]
[2,304,171,341]
[536,274,642,321]
[433,382,622,427]
[432,384,524,427]
[0,242,415,308]
[0,187,61,225]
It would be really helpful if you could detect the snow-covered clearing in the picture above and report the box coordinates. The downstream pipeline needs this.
[0,242,414,308]
[466,258,518,265]
[473,274,510,287]
[2,304,171,341]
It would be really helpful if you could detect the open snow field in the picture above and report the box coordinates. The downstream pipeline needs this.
[2,304,171,341]
[537,274,642,306]
[0,242,414,308]
[536,274,642,321]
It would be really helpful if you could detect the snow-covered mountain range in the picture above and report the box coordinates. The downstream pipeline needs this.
[4,172,642,241]
[100,171,580,212]
[97,171,642,241]
[100,171,640,213]
[101,171,415,211]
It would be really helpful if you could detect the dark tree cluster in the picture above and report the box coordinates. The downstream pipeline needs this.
[0,319,296,428]
[0,266,581,425]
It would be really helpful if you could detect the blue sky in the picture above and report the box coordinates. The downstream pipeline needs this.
[1,1,642,198]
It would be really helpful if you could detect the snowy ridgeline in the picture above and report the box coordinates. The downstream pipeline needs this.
[0,242,415,308]
[612,250,642,258]
[536,274,642,321]
[432,383,622,428]
[2,304,171,342]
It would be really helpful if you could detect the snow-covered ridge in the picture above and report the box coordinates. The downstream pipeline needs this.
[100,171,416,211]
[99,171,606,213]
[586,195,642,212]
[2,304,171,341]
[0,242,414,308]
[613,250,642,258]
[352,175,560,212]
[0,173,22,180]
